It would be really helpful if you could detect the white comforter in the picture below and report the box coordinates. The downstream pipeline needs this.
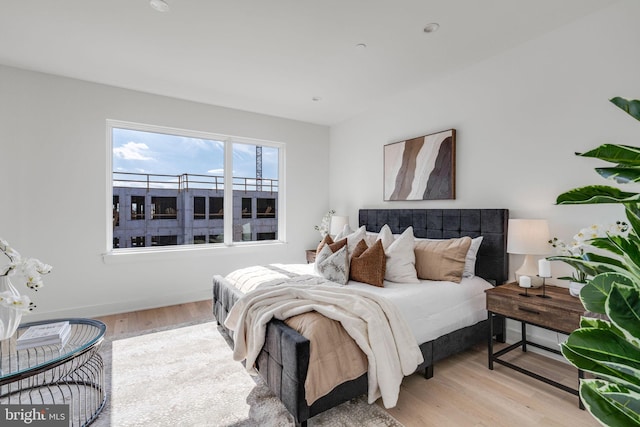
[224,274,424,408]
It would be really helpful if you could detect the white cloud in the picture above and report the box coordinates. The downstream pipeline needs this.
[207,168,224,175]
[113,142,153,160]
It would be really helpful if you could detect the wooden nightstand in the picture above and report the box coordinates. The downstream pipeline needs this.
[305,249,317,263]
[485,282,585,407]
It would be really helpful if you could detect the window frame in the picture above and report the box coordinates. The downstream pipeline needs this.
[105,119,285,258]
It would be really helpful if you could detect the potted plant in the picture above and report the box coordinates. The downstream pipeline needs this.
[548,222,629,296]
[548,97,640,426]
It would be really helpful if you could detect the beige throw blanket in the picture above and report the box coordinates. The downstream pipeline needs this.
[285,312,367,405]
[224,275,423,408]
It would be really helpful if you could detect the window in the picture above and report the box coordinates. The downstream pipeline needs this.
[257,198,276,218]
[131,196,145,220]
[151,197,177,220]
[194,197,205,220]
[152,235,177,246]
[209,197,223,219]
[113,195,120,227]
[131,236,145,247]
[110,121,282,250]
[241,198,252,218]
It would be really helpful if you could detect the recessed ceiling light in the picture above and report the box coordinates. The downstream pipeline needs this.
[355,43,367,49]
[150,0,170,12]
[423,23,440,34]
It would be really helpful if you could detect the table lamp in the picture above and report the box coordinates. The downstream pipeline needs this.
[507,219,550,282]
[329,215,350,238]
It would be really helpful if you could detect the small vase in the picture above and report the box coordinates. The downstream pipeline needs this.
[569,281,586,297]
[0,275,23,340]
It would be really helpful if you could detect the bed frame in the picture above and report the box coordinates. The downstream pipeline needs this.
[212,208,509,426]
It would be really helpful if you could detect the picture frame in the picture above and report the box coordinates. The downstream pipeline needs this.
[384,129,456,201]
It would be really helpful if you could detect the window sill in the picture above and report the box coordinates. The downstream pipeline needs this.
[102,241,287,264]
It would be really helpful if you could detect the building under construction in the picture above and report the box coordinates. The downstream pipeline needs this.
[112,171,278,248]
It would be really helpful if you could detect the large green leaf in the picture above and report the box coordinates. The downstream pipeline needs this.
[626,205,640,238]
[562,328,640,388]
[581,379,640,427]
[611,97,640,122]
[596,167,640,184]
[591,235,640,278]
[578,143,640,165]
[556,185,640,205]
[581,273,635,313]
[607,284,640,344]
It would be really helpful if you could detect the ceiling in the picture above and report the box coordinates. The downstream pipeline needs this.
[0,0,618,126]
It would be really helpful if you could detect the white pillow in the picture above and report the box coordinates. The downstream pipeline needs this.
[462,236,483,278]
[376,224,395,250]
[382,226,419,283]
[364,231,378,247]
[315,244,349,285]
[341,225,366,256]
[334,224,354,241]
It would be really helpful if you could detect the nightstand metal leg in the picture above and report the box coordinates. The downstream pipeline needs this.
[521,322,527,352]
[488,311,494,370]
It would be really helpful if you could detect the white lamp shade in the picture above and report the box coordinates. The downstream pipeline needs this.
[507,219,550,255]
[329,216,350,236]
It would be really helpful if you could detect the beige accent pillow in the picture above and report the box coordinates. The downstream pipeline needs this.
[414,236,472,283]
[349,239,386,287]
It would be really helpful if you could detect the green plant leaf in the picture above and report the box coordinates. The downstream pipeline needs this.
[611,97,640,122]
[626,205,640,239]
[556,185,640,205]
[580,379,640,427]
[578,143,640,165]
[596,167,640,184]
[607,284,640,344]
[581,273,635,313]
[562,328,640,388]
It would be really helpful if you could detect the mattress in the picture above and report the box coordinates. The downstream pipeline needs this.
[223,263,492,344]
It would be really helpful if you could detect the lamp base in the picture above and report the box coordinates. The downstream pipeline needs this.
[514,255,544,288]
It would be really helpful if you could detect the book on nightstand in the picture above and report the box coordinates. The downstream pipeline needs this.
[16,321,71,350]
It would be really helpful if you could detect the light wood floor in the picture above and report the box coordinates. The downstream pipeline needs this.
[95,301,599,427]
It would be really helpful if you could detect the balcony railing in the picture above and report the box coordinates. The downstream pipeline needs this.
[113,172,278,193]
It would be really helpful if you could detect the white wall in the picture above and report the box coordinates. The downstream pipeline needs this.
[0,65,330,320]
[330,0,640,287]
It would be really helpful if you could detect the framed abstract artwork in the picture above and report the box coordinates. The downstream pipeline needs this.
[384,129,456,201]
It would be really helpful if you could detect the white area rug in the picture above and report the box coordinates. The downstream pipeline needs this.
[92,321,403,426]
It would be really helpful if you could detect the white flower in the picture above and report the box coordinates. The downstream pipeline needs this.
[0,291,32,313]
[1,238,52,312]
[314,210,335,237]
[549,221,629,283]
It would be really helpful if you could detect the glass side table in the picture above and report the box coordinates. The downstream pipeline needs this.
[0,318,106,426]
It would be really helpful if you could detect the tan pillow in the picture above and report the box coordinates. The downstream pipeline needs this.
[414,237,472,283]
[316,234,334,254]
[349,239,386,287]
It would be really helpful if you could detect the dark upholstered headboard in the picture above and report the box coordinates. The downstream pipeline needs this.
[359,209,509,285]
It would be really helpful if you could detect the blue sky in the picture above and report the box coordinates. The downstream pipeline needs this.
[112,128,278,182]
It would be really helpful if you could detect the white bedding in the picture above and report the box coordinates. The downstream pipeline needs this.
[224,263,492,344]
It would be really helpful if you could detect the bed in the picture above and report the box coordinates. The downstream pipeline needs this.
[212,208,508,426]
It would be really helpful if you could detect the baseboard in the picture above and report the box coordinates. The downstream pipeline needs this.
[22,288,213,322]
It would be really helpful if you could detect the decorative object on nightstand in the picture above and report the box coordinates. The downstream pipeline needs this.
[314,210,335,237]
[0,238,53,340]
[305,249,317,264]
[329,215,350,238]
[548,221,629,297]
[517,275,531,297]
[507,219,550,285]
[537,259,552,299]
